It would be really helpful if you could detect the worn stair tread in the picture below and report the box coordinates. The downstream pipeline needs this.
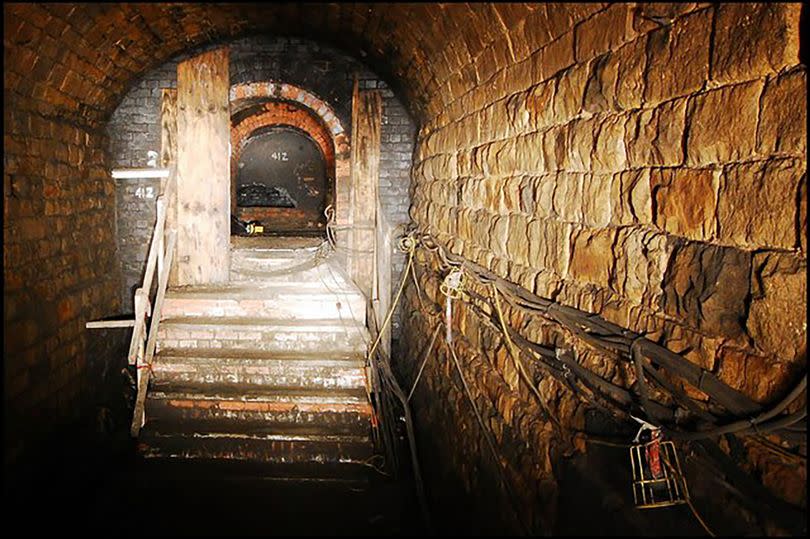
[152,353,367,389]
[134,457,376,484]
[144,398,372,437]
[141,430,372,444]
[138,431,375,464]
[156,347,366,363]
[144,394,374,415]
[166,282,362,296]
[227,269,352,284]
[160,316,370,331]
[136,456,377,484]
[230,236,326,248]
[144,423,371,438]
[145,423,371,438]
[147,389,371,405]
[231,247,326,258]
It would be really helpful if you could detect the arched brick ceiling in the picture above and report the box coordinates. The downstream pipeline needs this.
[4,2,601,129]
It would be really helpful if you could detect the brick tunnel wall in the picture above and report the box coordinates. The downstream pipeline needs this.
[107,36,416,337]
[4,101,125,459]
[400,3,806,534]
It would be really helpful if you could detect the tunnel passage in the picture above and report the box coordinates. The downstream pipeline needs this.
[4,3,807,537]
[235,125,329,234]
[230,98,336,236]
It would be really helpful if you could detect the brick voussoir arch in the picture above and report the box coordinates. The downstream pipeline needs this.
[230,82,349,156]
[230,102,337,176]
[229,82,351,225]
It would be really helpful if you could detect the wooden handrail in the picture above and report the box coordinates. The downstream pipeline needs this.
[126,166,178,437]
[131,229,176,436]
[127,197,167,366]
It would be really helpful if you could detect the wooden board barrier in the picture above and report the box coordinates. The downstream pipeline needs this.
[175,48,231,285]
[348,78,382,298]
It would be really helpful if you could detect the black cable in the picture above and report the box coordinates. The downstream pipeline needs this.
[413,232,807,446]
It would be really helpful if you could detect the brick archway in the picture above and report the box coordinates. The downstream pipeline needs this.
[231,102,336,174]
[230,82,351,233]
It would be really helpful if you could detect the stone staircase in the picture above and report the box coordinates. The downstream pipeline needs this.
[137,239,376,482]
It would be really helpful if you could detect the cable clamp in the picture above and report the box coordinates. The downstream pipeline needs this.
[440,268,465,300]
[631,413,660,443]
[748,416,762,435]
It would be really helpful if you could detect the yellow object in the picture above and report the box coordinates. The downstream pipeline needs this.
[246,223,264,235]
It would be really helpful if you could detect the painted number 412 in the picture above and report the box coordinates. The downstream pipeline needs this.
[135,186,155,199]
[271,151,289,161]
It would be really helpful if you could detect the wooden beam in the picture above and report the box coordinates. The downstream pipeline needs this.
[175,48,231,285]
[348,78,382,297]
[160,88,179,286]
[374,198,392,357]
[86,319,135,329]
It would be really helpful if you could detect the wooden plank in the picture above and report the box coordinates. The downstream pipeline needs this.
[160,89,177,169]
[160,88,181,286]
[348,78,382,297]
[175,48,230,286]
[127,288,147,365]
[85,319,135,329]
[131,230,177,437]
[374,198,392,356]
[142,198,166,295]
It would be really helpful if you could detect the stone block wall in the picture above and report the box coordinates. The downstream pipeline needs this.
[107,36,416,333]
[402,3,806,533]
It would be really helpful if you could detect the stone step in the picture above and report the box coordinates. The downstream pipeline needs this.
[229,247,329,269]
[230,250,325,265]
[138,431,375,465]
[231,243,325,258]
[228,261,353,286]
[135,457,376,486]
[152,348,367,394]
[162,285,366,323]
[156,317,370,354]
[148,389,371,405]
[230,236,326,251]
[144,392,373,437]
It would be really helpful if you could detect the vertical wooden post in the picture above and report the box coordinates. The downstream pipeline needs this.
[175,48,231,285]
[160,88,179,285]
[348,77,382,298]
[375,199,392,357]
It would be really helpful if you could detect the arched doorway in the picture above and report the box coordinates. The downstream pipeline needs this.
[229,94,340,237]
[235,125,330,235]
